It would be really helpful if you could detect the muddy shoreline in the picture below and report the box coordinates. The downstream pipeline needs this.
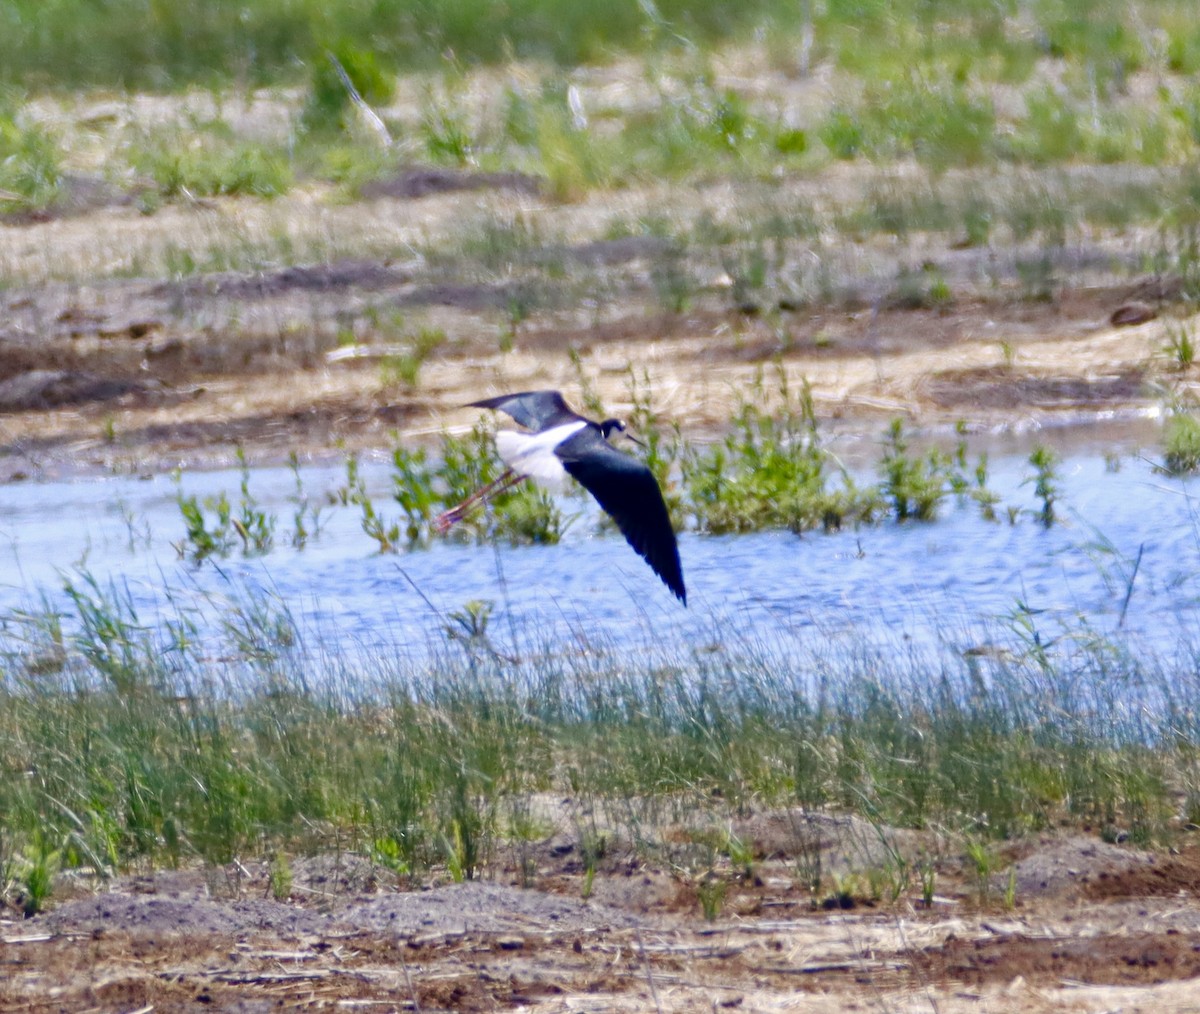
[0,249,1182,484]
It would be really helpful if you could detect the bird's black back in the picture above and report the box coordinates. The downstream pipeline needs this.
[467,390,580,432]
[556,427,686,605]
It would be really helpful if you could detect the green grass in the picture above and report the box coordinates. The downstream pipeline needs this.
[173,449,277,562]
[0,105,63,215]
[166,370,1034,566]
[878,418,956,522]
[334,418,568,552]
[3,0,1193,98]
[0,573,1194,905]
[682,374,883,535]
[821,78,997,171]
[377,324,447,390]
[0,0,804,91]
[1164,320,1197,369]
[5,57,1200,292]
[127,123,293,200]
[167,371,1046,567]
[1161,410,1200,474]
[1025,445,1061,528]
[301,44,398,136]
[7,3,1200,208]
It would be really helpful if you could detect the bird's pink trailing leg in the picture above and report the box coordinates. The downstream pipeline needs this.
[432,469,527,533]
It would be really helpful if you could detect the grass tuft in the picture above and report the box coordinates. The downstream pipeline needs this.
[0,105,63,215]
[301,44,396,136]
[683,372,881,535]
[128,123,292,200]
[1162,410,1200,475]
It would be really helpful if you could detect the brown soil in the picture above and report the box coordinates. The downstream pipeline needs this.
[0,260,1184,482]
[5,827,1200,1012]
[0,170,1193,482]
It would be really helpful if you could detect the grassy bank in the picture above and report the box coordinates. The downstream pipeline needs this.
[5,2,1200,215]
[4,0,1200,93]
[1,575,1196,914]
[0,0,795,90]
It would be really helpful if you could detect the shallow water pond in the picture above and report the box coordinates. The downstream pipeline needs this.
[0,444,1197,663]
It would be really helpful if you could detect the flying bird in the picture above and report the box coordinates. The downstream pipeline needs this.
[434,390,686,604]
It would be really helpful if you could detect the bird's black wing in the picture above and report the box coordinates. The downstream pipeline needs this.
[467,390,576,431]
[557,434,686,605]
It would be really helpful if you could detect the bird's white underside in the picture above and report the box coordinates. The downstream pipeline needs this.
[495,420,587,490]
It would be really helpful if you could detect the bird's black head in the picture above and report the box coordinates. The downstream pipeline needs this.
[601,418,647,449]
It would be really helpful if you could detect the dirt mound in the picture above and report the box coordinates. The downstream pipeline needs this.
[32,877,643,944]
[733,809,929,873]
[288,852,397,895]
[0,369,147,411]
[923,364,1148,409]
[164,258,411,300]
[1084,843,1200,900]
[1007,835,1161,899]
[917,931,1200,988]
[1,173,135,225]
[347,880,645,937]
[41,894,250,937]
[359,167,543,200]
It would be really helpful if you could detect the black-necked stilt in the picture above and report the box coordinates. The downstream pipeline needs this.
[434,390,686,605]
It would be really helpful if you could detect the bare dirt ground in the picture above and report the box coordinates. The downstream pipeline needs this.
[0,257,1181,480]
[0,164,1192,483]
[5,814,1200,1012]
[4,160,1200,1009]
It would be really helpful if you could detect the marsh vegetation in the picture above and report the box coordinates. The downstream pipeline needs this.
[2,569,1196,904]
[170,369,1066,561]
